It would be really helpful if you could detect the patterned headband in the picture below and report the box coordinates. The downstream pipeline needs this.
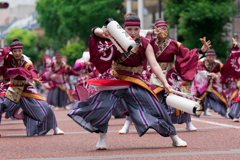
[11,44,23,50]
[205,49,216,56]
[124,21,141,27]
[154,20,167,28]
[205,52,216,56]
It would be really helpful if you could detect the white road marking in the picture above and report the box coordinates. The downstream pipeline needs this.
[191,118,240,129]
[4,126,227,137]
[17,149,240,160]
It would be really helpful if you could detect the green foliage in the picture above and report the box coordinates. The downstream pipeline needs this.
[5,28,39,63]
[163,0,237,60]
[60,40,86,67]
[36,0,125,47]
[36,0,70,49]
[37,35,68,52]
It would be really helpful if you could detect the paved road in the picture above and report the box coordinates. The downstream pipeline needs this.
[0,108,240,160]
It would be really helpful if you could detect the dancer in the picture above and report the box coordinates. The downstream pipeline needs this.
[68,15,188,150]
[119,18,211,133]
[150,19,211,130]
[0,38,64,136]
[74,49,125,118]
[193,49,229,117]
[44,51,80,110]
[73,48,100,101]
[221,38,240,122]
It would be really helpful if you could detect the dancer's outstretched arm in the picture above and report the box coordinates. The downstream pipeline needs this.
[145,43,172,93]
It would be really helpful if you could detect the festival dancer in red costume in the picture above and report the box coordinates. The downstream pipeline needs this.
[0,38,64,136]
[74,49,127,118]
[73,49,100,101]
[43,51,80,110]
[221,38,240,122]
[193,49,229,118]
[119,17,211,134]
[68,15,188,150]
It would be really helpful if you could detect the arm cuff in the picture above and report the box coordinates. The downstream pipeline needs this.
[92,26,100,36]
[198,49,204,54]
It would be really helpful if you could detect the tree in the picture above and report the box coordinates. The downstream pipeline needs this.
[60,40,86,67]
[36,0,70,50]
[5,28,39,63]
[36,0,124,46]
[163,0,237,60]
[37,35,68,52]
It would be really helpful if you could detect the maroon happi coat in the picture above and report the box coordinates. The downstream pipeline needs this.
[89,35,147,76]
[51,63,80,81]
[193,59,228,107]
[221,46,240,83]
[42,59,80,87]
[221,45,240,103]
[88,34,157,99]
[0,47,45,101]
[150,38,199,93]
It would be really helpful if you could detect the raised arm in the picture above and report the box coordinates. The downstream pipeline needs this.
[66,65,80,76]
[92,27,109,39]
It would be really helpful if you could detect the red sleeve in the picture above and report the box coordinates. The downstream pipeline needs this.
[54,65,66,74]
[1,57,37,81]
[27,64,38,79]
[0,47,11,60]
[0,64,7,77]
[67,65,80,76]
[4,65,36,81]
[196,61,205,71]
[89,35,117,74]
[89,63,100,78]
[0,47,11,77]
[174,41,199,81]
[39,73,43,78]
[221,46,240,83]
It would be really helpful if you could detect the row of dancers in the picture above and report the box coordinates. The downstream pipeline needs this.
[0,12,240,151]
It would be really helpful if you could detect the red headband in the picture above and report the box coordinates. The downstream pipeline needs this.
[11,44,23,50]
[124,21,141,27]
[205,52,216,56]
[154,21,167,28]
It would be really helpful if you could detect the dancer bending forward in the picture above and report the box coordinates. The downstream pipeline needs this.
[0,38,64,136]
[68,15,187,150]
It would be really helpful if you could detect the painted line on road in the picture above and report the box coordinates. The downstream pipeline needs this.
[17,149,240,160]
[1,121,23,125]
[1,119,73,125]
[191,118,240,129]
[4,126,227,137]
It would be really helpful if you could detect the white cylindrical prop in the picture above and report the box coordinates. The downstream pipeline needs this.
[105,18,137,53]
[166,94,202,115]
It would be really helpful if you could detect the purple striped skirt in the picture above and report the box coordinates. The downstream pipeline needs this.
[47,87,71,107]
[229,102,240,119]
[68,84,176,137]
[0,96,57,136]
[202,92,227,116]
